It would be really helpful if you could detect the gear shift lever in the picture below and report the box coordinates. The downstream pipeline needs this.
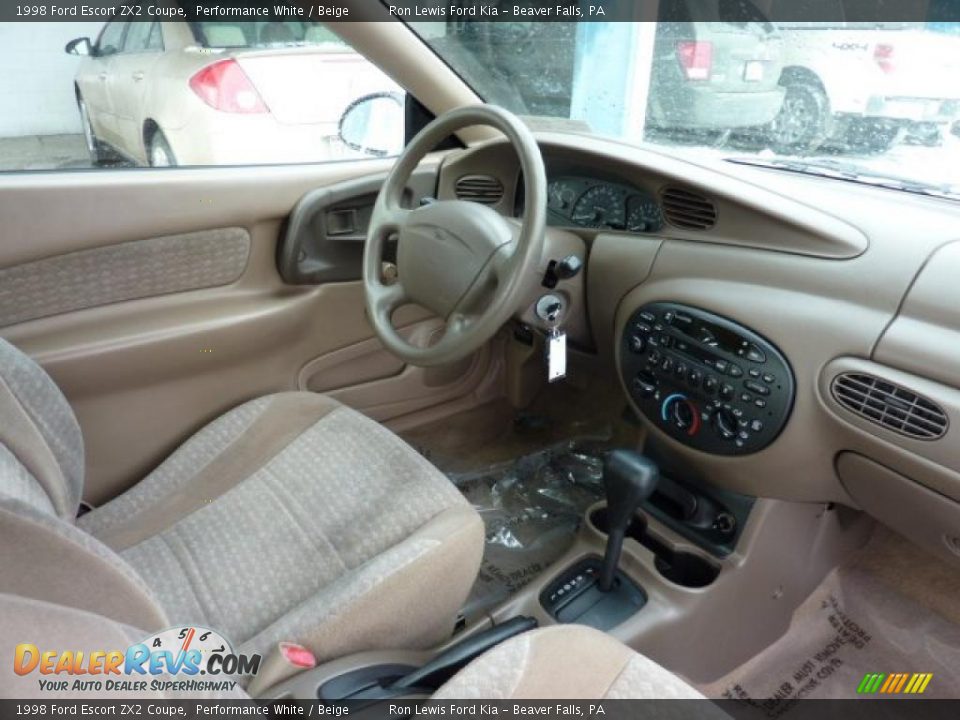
[599,450,660,592]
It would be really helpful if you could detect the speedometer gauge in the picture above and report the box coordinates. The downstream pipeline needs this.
[571,185,625,229]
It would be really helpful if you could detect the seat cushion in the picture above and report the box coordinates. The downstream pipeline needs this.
[79,392,483,663]
[434,625,704,699]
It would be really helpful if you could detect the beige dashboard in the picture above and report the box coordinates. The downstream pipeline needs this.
[435,131,960,566]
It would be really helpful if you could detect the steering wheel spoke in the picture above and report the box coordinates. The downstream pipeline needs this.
[362,105,546,367]
[371,280,408,320]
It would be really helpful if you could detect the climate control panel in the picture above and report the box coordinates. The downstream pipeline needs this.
[620,302,795,455]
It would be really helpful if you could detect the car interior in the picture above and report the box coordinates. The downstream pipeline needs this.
[3,7,960,706]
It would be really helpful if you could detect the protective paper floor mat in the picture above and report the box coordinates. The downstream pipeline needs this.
[450,440,608,621]
[700,564,960,711]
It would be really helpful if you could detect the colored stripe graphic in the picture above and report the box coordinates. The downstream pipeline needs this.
[857,672,932,694]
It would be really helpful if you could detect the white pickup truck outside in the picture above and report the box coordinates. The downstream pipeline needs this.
[766,22,960,154]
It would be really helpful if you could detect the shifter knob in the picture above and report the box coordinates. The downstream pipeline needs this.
[599,451,660,591]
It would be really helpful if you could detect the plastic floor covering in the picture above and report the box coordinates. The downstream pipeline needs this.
[448,440,609,621]
[700,545,960,709]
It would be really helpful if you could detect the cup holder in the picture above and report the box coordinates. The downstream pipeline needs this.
[590,507,720,589]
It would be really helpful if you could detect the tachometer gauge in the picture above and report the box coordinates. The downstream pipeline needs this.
[571,185,625,229]
[627,197,664,233]
[548,180,577,212]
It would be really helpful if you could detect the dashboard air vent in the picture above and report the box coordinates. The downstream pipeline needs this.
[455,175,504,205]
[831,373,948,440]
[661,186,717,230]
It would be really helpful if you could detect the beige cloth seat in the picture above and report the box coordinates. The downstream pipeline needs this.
[0,337,483,665]
[434,625,705,699]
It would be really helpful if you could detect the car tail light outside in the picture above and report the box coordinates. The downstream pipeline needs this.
[874,43,895,74]
[189,59,269,113]
[676,41,713,81]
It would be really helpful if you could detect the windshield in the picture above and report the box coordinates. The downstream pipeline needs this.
[407,8,960,199]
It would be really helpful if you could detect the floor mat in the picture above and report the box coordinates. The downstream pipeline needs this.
[701,529,960,711]
[449,440,609,621]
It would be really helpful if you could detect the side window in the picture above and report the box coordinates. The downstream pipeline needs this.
[4,20,405,171]
[95,20,128,56]
[123,22,161,54]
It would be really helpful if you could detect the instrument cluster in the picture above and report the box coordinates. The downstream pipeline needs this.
[516,175,664,233]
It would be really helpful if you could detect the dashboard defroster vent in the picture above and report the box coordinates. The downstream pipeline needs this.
[661,187,717,230]
[455,175,504,205]
[831,372,948,440]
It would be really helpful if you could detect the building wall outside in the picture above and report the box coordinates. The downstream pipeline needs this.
[0,22,104,137]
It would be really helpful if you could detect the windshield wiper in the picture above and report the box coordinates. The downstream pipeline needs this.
[726,156,960,201]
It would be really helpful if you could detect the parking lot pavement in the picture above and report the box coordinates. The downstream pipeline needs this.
[0,134,91,171]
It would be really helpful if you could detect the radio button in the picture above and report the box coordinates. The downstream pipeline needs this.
[639,311,656,323]
[728,364,743,378]
[744,380,770,396]
[632,374,657,398]
[704,376,719,393]
[629,335,646,354]
[675,363,688,378]
[745,345,766,363]
[762,373,776,383]
[688,370,703,386]
[674,312,694,328]
[719,383,735,400]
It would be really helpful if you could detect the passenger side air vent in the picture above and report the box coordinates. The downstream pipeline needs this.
[455,175,504,205]
[831,373,948,440]
[660,186,717,230]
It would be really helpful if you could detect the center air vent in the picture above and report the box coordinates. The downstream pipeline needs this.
[661,186,717,230]
[831,372,948,440]
[455,175,504,205]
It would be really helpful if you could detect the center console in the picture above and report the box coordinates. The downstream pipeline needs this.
[620,302,795,455]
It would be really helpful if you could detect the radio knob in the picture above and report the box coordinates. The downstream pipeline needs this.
[628,334,646,354]
[713,408,738,440]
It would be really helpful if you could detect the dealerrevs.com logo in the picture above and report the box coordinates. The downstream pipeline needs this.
[14,626,261,694]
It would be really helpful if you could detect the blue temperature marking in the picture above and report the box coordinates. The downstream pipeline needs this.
[661,393,687,421]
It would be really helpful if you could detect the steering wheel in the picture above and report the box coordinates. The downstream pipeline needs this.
[363,105,546,367]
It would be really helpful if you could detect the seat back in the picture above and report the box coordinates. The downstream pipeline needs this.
[0,337,84,520]
[0,337,167,631]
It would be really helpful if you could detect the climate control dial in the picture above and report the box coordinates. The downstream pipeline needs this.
[661,394,701,436]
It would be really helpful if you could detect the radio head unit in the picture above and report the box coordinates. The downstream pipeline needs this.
[620,302,795,456]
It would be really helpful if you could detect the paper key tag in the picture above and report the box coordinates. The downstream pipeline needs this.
[547,330,567,383]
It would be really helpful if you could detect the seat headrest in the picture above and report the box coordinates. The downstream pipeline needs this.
[0,338,83,519]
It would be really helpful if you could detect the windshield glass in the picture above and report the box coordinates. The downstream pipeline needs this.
[407,8,960,199]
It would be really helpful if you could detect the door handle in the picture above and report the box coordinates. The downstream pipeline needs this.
[132,71,144,81]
